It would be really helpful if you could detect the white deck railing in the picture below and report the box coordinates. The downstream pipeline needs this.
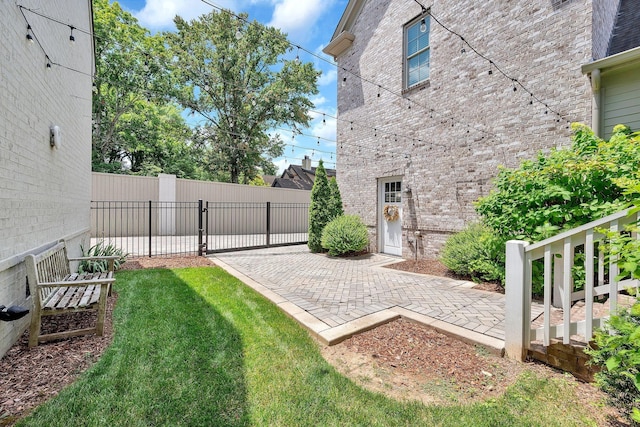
[504,208,640,360]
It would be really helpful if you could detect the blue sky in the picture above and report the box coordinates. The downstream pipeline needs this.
[115,0,347,174]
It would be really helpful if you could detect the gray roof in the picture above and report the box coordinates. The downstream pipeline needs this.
[608,0,640,56]
[271,165,337,191]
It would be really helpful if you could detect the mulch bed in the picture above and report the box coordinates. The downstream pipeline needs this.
[384,258,504,294]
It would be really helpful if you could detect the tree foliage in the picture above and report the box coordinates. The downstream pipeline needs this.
[92,0,202,178]
[167,10,319,184]
[308,160,331,253]
[476,124,640,242]
[328,178,344,220]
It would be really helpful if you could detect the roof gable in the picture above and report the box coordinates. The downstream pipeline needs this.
[607,0,640,56]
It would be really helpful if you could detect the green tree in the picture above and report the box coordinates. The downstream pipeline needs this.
[328,177,344,219]
[167,10,319,184]
[92,0,194,176]
[308,160,331,253]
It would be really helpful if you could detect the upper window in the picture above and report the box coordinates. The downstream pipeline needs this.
[405,14,430,89]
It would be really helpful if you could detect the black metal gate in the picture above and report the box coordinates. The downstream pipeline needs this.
[202,201,309,254]
[91,200,309,257]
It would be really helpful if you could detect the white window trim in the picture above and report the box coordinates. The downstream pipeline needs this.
[403,12,430,90]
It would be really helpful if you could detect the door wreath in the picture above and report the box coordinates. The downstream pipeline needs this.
[383,205,399,222]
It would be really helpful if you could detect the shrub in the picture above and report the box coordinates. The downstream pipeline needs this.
[308,160,332,253]
[476,124,639,242]
[78,240,128,273]
[321,215,368,256]
[585,298,640,424]
[440,223,506,284]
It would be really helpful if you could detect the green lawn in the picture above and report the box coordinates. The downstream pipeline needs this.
[18,266,600,426]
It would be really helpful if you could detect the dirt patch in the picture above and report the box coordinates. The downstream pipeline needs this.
[320,318,627,425]
[0,296,116,426]
[384,258,504,294]
[119,255,215,270]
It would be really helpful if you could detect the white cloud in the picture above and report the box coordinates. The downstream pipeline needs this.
[273,158,289,174]
[135,0,225,29]
[268,0,332,38]
[317,69,337,86]
[311,95,328,107]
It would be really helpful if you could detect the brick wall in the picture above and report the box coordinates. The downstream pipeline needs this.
[0,0,93,357]
[334,0,594,259]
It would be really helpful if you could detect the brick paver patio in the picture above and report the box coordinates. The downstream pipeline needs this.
[212,245,529,349]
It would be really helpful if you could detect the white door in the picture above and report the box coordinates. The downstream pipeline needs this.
[380,179,402,256]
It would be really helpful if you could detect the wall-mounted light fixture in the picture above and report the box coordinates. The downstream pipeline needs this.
[50,125,61,149]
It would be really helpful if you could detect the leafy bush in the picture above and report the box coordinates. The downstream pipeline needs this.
[78,240,128,273]
[321,215,368,256]
[476,124,639,242]
[308,160,332,253]
[585,298,640,424]
[440,223,506,284]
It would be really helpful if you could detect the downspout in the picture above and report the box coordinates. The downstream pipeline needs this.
[590,68,601,137]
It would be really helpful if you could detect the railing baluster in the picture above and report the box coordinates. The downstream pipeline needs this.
[562,237,572,344]
[609,219,619,315]
[585,229,594,340]
[543,245,552,346]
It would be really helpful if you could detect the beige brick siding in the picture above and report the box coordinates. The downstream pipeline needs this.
[334,0,594,259]
[0,0,93,357]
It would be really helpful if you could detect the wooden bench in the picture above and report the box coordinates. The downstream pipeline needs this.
[25,241,117,347]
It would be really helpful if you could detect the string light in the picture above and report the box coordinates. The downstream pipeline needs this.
[69,26,75,43]
[26,24,34,43]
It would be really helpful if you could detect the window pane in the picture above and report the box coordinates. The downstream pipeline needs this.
[390,182,396,192]
[385,194,390,203]
[418,31,429,51]
[408,39,418,56]
[408,24,418,42]
[385,182,389,192]
[408,70,420,87]
[396,182,401,191]
[396,193,401,203]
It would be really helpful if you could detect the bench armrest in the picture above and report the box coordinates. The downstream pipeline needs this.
[38,278,115,288]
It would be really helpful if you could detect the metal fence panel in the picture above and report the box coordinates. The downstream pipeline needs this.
[91,201,309,257]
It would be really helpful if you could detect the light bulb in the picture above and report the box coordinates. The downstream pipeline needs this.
[341,77,347,87]
[26,25,34,43]
[419,19,427,33]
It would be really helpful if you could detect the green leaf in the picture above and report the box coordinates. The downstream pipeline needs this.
[606,356,621,371]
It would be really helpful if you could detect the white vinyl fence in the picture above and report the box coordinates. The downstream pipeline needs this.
[505,208,640,360]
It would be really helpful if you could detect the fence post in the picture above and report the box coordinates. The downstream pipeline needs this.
[505,240,530,361]
[148,200,152,258]
[266,202,271,247]
[198,199,204,256]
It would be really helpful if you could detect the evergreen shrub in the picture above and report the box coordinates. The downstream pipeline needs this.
[321,215,368,256]
[440,223,505,284]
